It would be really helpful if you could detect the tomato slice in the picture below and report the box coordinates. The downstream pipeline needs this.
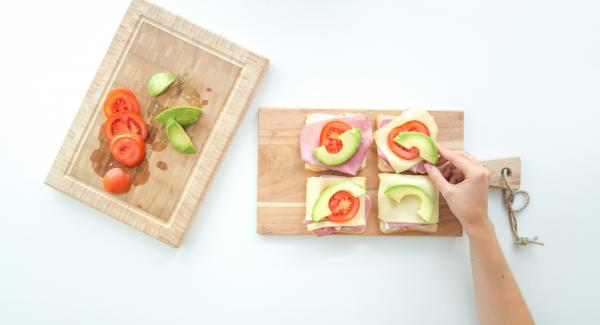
[319,120,352,154]
[387,120,430,160]
[109,133,145,168]
[103,111,148,140]
[325,190,360,223]
[103,168,132,194]
[103,88,141,118]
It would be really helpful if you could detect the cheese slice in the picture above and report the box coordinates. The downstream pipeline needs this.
[378,173,439,224]
[305,176,367,231]
[304,113,367,171]
[374,109,438,173]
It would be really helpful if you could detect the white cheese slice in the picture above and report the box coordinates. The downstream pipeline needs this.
[378,173,439,224]
[305,176,367,231]
[374,109,438,173]
[304,113,367,170]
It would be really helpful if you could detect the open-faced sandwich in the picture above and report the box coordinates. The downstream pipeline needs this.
[300,113,373,175]
[304,176,371,236]
[378,173,439,233]
[374,108,439,173]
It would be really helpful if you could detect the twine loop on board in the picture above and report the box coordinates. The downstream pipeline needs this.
[501,168,544,246]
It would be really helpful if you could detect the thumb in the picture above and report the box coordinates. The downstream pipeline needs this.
[425,163,452,194]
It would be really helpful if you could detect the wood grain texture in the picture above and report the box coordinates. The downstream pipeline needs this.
[257,108,520,236]
[45,0,268,247]
[482,157,521,189]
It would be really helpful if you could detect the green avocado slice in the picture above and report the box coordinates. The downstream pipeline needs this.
[393,131,439,164]
[311,181,365,222]
[148,72,176,97]
[384,185,434,223]
[165,118,197,154]
[312,127,361,166]
[155,106,203,126]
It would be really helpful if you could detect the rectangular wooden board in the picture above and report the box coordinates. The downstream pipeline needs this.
[257,108,521,236]
[45,0,268,247]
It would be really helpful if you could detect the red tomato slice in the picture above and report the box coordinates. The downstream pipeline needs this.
[387,120,430,160]
[109,133,145,168]
[103,88,141,118]
[319,120,352,154]
[325,190,360,223]
[103,111,148,140]
[103,168,132,194]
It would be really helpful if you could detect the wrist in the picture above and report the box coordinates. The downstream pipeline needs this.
[464,216,495,240]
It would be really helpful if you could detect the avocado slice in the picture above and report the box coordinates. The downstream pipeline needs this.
[312,128,361,166]
[148,72,176,97]
[393,131,439,164]
[385,185,434,223]
[155,106,203,126]
[165,118,197,154]
[311,181,365,222]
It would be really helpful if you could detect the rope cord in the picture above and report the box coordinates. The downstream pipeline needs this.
[501,168,543,246]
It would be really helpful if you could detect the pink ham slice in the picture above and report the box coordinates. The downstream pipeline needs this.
[383,222,432,231]
[410,161,428,174]
[306,194,372,236]
[377,117,428,174]
[300,114,373,176]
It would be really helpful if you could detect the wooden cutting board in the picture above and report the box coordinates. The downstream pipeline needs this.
[257,108,521,236]
[45,0,268,247]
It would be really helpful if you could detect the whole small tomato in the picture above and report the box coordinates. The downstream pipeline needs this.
[102,168,132,194]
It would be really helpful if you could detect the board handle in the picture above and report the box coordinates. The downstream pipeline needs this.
[480,157,521,189]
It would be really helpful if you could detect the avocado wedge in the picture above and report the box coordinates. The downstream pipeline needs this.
[312,128,361,166]
[165,118,197,154]
[155,106,203,126]
[393,132,439,164]
[385,185,434,223]
[148,72,176,97]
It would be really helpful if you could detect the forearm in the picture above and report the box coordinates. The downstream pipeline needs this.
[467,219,534,325]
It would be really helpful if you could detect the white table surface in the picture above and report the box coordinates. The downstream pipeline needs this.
[1,0,599,324]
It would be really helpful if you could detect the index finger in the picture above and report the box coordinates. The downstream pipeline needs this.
[437,145,478,177]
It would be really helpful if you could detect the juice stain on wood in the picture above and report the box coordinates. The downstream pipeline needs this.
[90,73,209,187]
[170,73,206,108]
[146,99,169,152]
[156,161,168,171]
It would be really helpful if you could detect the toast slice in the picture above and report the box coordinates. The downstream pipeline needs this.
[304,113,367,172]
[305,176,368,235]
[378,173,439,234]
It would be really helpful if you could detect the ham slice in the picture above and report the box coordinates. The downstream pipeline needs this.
[410,161,428,174]
[380,221,437,233]
[300,114,372,176]
[307,194,372,236]
[377,116,428,175]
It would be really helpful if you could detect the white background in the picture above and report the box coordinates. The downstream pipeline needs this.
[1,0,599,324]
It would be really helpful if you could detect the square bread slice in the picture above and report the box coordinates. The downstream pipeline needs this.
[304,113,367,172]
[305,176,367,235]
[378,173,438,233]
[374,109,439,174]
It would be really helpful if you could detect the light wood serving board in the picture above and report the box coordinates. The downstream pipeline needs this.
[45,0,268,247]
[257,108,521,236]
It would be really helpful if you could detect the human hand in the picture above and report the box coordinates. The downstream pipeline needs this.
[424,146,491,235]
